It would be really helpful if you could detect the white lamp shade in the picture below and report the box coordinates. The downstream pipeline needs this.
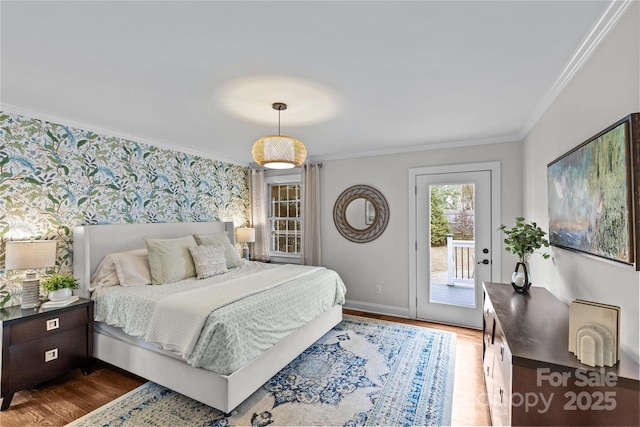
[5,240,57,270]
[236,228,256,244]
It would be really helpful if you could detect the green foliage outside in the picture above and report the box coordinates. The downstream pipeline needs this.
[453,184,474,240]
[430,187,451,246]
[431,184,474,243]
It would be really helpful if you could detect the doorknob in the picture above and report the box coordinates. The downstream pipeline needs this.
[477,259,490,265]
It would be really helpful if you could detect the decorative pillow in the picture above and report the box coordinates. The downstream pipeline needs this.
[193,232,242,268]
[144,235,198,284]
[189,245,228,279]
[113,250,152,286]
[90,249,147,289]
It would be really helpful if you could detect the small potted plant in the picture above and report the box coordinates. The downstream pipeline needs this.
[498,217,550,292]
[41,273,78,302]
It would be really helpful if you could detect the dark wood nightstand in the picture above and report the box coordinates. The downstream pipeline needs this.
[0,298,93,410]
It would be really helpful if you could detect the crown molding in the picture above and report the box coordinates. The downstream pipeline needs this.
[310,132,522,162]
[523,0,634,136]
[0,103,249,167]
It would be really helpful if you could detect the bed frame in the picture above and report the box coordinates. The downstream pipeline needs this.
[73,221,342,413]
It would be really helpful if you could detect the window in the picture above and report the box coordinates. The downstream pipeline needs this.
[268,182,302,257]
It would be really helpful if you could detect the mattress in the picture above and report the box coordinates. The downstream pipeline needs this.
[94,321,183,360]
[92,261,347,375]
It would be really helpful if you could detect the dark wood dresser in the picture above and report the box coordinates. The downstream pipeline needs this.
[483,282,639,426]
[0,298,93,410]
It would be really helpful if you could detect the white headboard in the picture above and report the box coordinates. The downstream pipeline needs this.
[73,221,235,298]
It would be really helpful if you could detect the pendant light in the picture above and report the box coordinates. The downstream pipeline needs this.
[252,102,306,169]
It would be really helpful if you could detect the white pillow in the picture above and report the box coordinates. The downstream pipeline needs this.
[113,250,152,286]
[90,249,147,289]
[193,232,242,268]
[189,245,228,279]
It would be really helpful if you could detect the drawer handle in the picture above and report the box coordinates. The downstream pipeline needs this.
[499,387,504,403]
[45,348,59,362]
[46,318,60,331]
[500,344,504,361]
[491,320,496,345]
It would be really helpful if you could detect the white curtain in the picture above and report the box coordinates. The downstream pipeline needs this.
[249,169,270,262]
[301,163,322,266]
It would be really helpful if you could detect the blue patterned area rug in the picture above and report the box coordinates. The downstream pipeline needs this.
[68,315,456,427]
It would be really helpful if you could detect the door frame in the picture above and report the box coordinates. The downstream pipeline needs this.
[408,161,502,320]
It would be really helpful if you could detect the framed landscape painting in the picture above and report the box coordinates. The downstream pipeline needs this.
[547,113,639,269]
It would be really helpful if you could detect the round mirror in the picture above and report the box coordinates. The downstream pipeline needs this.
[345,198,376,230]
[333,185,389,243]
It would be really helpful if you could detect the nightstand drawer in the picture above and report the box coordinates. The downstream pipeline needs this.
[7,326,87,391]
[9,307,88,346]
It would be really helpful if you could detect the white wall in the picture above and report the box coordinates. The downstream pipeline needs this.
[321,141,522,317]
[524,3,639,361]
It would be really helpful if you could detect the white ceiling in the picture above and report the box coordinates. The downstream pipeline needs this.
[1,1,619,165]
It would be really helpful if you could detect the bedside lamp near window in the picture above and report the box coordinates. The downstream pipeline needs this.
[236,228,255,261]
[5,240,57,309]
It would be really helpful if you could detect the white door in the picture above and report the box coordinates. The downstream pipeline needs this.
[411,166,496,328]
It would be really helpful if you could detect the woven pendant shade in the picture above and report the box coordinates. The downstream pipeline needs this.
[252,135,306,169]
[252,102,306,169]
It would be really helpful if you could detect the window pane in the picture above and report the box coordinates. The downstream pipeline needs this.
[269,183,302,255]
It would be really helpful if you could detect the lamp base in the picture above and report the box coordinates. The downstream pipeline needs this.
[242,248,250,261]
[21,278,41,309]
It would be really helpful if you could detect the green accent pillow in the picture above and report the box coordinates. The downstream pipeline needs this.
[193,232,242,268]
[144,235,198,284]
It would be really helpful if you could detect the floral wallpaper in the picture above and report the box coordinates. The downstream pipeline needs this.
[0,112,249,307]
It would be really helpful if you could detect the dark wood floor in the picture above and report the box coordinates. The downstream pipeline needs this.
[0,363,144,427]
[0,310,491,426]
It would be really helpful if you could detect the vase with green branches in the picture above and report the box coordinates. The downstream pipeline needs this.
[498,217,550,292]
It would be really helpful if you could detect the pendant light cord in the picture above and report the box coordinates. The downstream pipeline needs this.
[272,102,286,136]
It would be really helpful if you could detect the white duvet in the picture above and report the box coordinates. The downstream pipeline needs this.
[145,264,324,357]
[92,261,346,374]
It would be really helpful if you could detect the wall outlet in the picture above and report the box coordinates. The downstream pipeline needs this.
[374,285,382,295]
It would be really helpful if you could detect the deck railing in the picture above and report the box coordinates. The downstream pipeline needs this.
[446,234,475,286]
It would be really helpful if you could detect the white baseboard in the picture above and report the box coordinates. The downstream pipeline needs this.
[344,299,411,319]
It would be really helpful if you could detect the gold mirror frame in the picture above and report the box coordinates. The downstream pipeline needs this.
[333,185,390,243]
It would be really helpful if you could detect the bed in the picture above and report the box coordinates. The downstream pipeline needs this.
[73,221,345,413]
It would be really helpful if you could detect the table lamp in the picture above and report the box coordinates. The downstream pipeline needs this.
[5,240,57,309]
[236,227,255,261]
